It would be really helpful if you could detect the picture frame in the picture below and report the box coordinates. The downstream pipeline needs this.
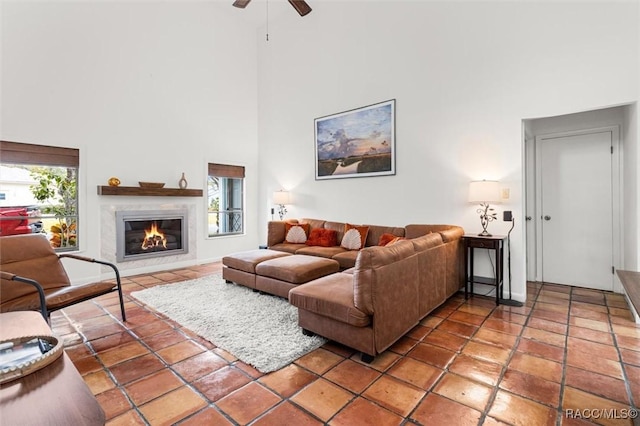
[314,99,396,180]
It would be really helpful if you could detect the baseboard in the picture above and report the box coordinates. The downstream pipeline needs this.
[469,283,526,303]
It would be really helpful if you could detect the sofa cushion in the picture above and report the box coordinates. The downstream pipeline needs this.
[296,245,348,259]
[405,224,459,239]
[255,255,340,284]
[323,221,346,243]
[331,250,359,269]
[300,218,326,231]
[285,222,310,244]
[222,249,291,274]
[306,228,338,247]
[340,224,369,250]
[411,232,443,252]
[289,273,370,327]
[269,242,306,254]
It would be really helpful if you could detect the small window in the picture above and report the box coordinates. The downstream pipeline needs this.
[208,163,244,237]
[0,141,79,251]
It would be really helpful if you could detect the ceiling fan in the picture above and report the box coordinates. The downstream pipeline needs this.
[232,0,312,17]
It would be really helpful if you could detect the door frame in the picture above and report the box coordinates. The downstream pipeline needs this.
[527,126,622,292]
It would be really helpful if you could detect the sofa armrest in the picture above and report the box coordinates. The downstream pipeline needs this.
[354,241,420,353]
[267,221,291,247]
[438,226,464,242]
[369,253,420,353]
[405,224,464,239]
[354,241,415,314]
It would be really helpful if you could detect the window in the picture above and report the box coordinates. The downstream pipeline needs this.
[208,163,244,237]
[0,141,79,251]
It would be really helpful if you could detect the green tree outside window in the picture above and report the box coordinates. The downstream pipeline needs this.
[29,167,77,248]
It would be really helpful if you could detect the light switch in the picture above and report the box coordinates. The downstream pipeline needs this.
[501,188,510,200]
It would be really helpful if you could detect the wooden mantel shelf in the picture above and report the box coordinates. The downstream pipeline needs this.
[97,186,203,197]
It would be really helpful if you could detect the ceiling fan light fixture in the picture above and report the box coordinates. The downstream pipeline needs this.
[232,0,311,17]
[232,0,251,9]
[288,0,312,16]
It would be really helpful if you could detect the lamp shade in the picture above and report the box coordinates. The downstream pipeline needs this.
[272,190,290,205]
[468,180,500,203]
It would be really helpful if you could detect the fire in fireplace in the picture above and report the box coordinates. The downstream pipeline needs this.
[116,210,188,262]
[141,222,167,251]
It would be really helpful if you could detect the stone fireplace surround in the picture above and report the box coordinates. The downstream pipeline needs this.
[101,204,197,273]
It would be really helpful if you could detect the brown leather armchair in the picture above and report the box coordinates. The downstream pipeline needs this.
[0,234,126,322]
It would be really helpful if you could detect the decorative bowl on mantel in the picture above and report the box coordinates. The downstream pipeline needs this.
[138,182,165,189]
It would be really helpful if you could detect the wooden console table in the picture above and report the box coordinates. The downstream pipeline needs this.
[0,312,105,425]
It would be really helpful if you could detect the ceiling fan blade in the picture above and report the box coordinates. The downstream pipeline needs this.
[288,0,312,16]
[232,0,252,9]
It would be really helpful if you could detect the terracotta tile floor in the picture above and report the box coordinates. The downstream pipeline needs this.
[51,262,640,425]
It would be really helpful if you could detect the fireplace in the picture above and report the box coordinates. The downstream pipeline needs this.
[116,210,188,262]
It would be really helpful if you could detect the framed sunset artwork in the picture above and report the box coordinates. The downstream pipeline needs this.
[314,99,396,180]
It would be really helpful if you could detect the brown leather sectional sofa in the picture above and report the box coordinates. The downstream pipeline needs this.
[266,219,466,361]
[268,218,407,269]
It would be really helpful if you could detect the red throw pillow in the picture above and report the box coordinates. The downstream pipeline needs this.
[378,233,406,246]
[378,233,397,246]
[285,222,310,244]
[386,236,406,246]
[305,228,338,247]
[341,223,370,250]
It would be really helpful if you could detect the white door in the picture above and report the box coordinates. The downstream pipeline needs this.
[536,129,615,290]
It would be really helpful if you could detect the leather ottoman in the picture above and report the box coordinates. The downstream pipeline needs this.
[255,255,340,298]
[222,249,291,289]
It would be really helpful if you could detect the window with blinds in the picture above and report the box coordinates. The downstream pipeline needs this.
[0,140,79,250]
[207,163,244,237]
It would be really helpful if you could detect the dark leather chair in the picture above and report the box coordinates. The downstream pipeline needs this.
[0,233,126,321]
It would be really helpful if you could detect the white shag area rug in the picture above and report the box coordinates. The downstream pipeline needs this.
[131,276,327,373]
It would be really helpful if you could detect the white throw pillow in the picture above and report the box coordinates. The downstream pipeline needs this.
[341,228,364,250]
[285,225,308,244]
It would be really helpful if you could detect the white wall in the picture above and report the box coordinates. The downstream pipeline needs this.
[1,1,260,281]
[257,1,639,301]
